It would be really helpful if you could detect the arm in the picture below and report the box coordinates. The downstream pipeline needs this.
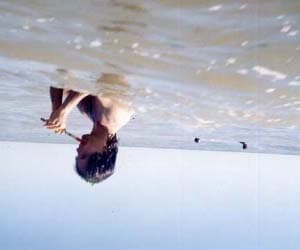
[45,89,88,134]
[59,90,89,116]
[50,86,63,111]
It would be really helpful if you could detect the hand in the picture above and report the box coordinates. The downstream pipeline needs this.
[44,108,68,134]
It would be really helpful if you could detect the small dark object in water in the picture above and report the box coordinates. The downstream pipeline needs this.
[240,141,247,150]
[194,137,200,143]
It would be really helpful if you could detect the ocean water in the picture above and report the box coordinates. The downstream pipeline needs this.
[0,0,299,154]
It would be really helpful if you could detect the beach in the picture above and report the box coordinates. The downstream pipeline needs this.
[0,0,299,154]
[1,1,300,249]
[1,141,300,250]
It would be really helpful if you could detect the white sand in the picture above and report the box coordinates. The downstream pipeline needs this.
[0,141,299,250]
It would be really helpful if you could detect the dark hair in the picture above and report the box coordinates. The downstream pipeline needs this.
[75,134,118,184]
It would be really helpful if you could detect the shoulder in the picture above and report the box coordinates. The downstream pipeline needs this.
[101,97,134,131]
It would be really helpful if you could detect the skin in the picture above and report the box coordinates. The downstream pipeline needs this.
[45,86,132,172]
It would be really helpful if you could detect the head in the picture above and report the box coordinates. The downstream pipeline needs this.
[75,132,118,184]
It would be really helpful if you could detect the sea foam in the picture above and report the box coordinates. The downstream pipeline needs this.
[252,66,287,81]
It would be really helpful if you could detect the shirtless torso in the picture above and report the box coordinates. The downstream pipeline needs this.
[77,95,133,134]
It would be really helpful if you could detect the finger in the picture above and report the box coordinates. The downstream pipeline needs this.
[45,121,53,126]
[46,122,60,126]
[54,126,64,132]
[54,128,61,134]
[46,124,60,129]
[53,128,65,134]
[55,129,64,134]
[46,120,58,126]
[45,125,59,130]
[58,129,65,135]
